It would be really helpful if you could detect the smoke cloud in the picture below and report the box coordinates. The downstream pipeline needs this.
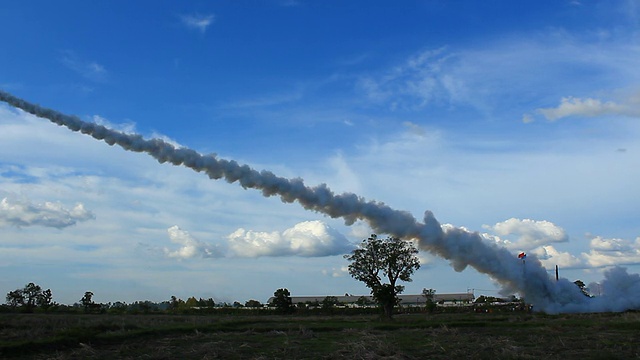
[2,90,638,313]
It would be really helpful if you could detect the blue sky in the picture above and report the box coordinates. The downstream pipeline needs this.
[1,0,639,305]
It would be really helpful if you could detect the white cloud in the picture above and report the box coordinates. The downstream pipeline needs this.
[0,196,94,229]
[347,221,374,240]
[4,27,640,297]
[531,245,582,268]
[583,236,640,267]
[228,220,354,257]
[180,14,215,33]
[356,32,640,123]
[323,153,362,195]
[416,251,437,267]
[402,121,426,137]
[483,218,568,250]
[322,266,348,278]
[164,225,224,259]
[537,96,639,121]
[589,236,635,252]
[92,115,137,134]
[357,47,453,109]
[357,77,390,103]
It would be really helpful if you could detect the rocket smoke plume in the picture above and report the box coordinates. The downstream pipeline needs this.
[2,90,639,313]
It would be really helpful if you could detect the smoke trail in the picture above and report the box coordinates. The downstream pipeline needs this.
[1,90,637,313]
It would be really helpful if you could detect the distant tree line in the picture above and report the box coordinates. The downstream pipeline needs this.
[1,282,272,315]
[4,280,539,316]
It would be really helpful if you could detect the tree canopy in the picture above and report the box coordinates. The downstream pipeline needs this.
[5,283,55,312]
[271,288,294,314]
[344,234,420,318]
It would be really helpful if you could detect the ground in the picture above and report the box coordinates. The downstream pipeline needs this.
[1,311,639,359]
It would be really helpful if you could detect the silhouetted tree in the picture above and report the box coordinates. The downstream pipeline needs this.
[36,288,54,311]
[204,298,215,307]
[271,288,294,314]
[5,290,24,308]
[322,296,339,311]
[422,288,437,313]
[80,291,94,312]
[344,234,420,318]
[22,283,42,312]
[5,283,52,312]
[169,296,180,311]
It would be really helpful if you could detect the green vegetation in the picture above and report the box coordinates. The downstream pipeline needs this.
[4,281,638,358]
[2,312,640,359]
[423,288,437,313]
[5,283,55,313]
[344,234,421,318]
[270,288,294,314]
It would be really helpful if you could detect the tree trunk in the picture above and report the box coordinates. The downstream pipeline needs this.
[383,301,394,319]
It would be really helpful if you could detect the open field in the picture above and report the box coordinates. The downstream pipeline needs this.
[2,311,640,359]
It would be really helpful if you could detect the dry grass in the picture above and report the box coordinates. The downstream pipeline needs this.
[2,312,640,359]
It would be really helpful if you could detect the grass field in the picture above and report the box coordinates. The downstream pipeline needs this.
[2,311,640,359]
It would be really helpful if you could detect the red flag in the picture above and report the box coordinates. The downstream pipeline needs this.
[518,252,526,259]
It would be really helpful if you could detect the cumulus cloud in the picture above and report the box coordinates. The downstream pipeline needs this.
[537,96,640,121]
[481,224,640,271]
[590,236,635,252]
[228,220,354,257]
[583,236,640,267]
[484,218,568,250]
[531,245,582,268]
[0,197,94,229]
[180,14,215,33]
[164,225,223,259]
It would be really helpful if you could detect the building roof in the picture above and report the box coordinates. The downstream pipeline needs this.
[267,292,474,305]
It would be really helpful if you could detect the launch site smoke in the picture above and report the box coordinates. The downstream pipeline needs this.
[2,90,639,314]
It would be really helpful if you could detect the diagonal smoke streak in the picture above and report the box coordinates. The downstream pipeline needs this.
[1,90,637,313]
